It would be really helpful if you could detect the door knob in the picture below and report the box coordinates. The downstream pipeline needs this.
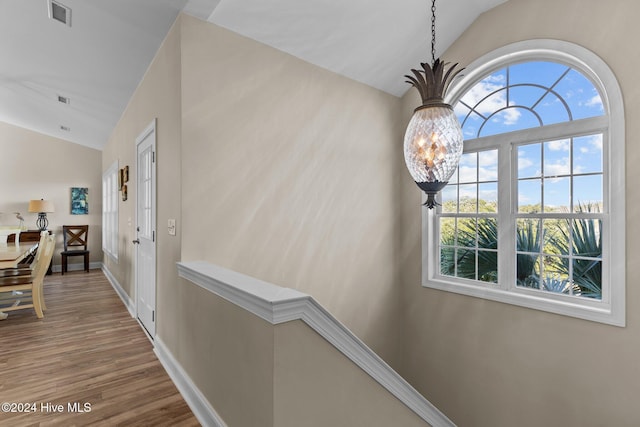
[132,239,140,244]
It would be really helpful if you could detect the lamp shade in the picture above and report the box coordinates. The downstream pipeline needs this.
[28,199,55,213]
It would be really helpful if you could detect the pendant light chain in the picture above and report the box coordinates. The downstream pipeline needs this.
[431,0,436,66]
[404,0,464,208]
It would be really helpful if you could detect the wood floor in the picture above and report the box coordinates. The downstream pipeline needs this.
[0,270,200,426]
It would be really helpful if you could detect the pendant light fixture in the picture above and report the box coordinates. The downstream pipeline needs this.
[404,0,464,208]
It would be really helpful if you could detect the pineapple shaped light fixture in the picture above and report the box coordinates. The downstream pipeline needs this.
[404,0,464,208]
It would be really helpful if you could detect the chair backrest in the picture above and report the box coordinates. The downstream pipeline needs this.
[6,233,16,243]
[33,231,49,264]
[32,234,55,283]
[63,225,89,251]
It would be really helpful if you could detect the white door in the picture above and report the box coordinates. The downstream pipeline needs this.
[135,120,156,338]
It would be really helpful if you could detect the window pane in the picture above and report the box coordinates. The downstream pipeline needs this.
[508,85,547,109]
[536,92,570,125]
[441,185,458,213]
[460,70,507,110]
[540,269,571,294]
[554,69,605,119]
[440,218,456,246]
[458,218,477,247]
[573,259,602,299]
[460,111,483,140]
[509,61,569,87]
[544,176,570,212]
[518,143,541,179]
[459,184,478,213]
[458,152,477,183]
[477,218,498,249]
[543,139,571,176]
[457,249,476,280]
[573,135,603,174]
[478,183,497,212]
[478,250,498,283]
[518,179,541,212]
[543,218,568,256]
[573,175,603,210]
[517,219,540,252]
[517,254,541,288]
[440,247,455,277]
[572,219,602,259]
[478,149,498,181]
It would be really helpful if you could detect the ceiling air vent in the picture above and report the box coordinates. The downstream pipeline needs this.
[48,0,72,27]
[57,95,70,105]
[60,125,71,132]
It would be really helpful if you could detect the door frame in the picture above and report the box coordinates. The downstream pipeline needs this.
[134,118,157,339]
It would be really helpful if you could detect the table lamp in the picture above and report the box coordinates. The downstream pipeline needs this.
[28,199,55,231]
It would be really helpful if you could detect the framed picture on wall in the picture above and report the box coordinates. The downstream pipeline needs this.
[71,187,89,214]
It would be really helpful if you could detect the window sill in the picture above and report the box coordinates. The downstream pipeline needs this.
[423,277,624,327]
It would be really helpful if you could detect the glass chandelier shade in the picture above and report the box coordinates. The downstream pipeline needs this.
[403,0,465,208]
[404,105,463,184]
[403,60,464,208]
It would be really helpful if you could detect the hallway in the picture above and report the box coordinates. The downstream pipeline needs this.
[0,270,199,426]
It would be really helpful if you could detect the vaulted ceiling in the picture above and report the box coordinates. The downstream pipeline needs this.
[0,0,506,150]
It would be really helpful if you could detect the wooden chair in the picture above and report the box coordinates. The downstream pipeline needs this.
[0,233,55,318]
[0,231,47,278]
[61,225,90,275]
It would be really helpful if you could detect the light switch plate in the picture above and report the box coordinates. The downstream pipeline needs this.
[168,219,176,236]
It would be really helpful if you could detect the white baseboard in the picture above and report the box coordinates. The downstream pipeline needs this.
[101,264,136,317]
[154,338,227,427]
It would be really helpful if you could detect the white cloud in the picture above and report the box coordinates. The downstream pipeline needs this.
[546,139,570,152]
[458,185,477,199]
[457,74,522,128]
[585,94,603,108]
[479,150,498,167]
[544,158,571,176]
[458,166,477,183]
[589,134,603,150]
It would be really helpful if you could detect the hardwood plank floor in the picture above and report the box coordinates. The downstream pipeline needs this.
[0,270,200,426]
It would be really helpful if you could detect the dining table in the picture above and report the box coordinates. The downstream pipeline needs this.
[0,242,38,319]
[0,242,38,269]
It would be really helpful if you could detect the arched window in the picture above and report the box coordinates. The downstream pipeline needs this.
[422,40,625,326]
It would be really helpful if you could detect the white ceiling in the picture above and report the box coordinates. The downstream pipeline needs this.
[0,0,506,150]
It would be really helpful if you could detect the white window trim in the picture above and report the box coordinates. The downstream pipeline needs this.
[421,40,625,326]
[102,160,119,261]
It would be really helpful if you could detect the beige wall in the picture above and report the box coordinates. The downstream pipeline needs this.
[101,16,182,318]
[180,278,275,427]
[101,13,413,423]
[400,1,640,426]
[0,121,102,266]
[274,320,428,427]
[179,14,406,367]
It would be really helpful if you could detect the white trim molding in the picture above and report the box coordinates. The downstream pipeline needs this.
[178,261,454,427]
[154,338,227,427]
